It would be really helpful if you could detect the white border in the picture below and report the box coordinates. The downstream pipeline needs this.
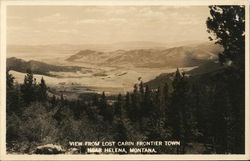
[0,0,7,159]
[0,0,249,160]
[1,0,249,6]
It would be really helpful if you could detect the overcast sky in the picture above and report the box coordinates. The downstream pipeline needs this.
[7,6,211,45]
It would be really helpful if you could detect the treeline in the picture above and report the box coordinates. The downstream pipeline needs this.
[6,63,244,154]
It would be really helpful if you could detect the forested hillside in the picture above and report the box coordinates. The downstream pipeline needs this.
[7,57,86,76]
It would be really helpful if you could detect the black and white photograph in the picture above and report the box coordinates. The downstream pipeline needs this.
[0,0,249,159]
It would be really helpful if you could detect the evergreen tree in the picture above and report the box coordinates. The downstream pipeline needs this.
[92,93,99,106]
[6,71,23,115]
[7,70,15,89]
[38,77,48,102]
[139,81,144,96]
[50,95,57,108]
[155,87,163,114]
[143,85,152,116]
[168,69,189,153]
[131,84,140,121]
[207,6,245,69]
[60,93,64,105]
[163,82,170,107]
[207,5,245,153]
[114,94,122,118]
[20,69,37,105]
[100,92,108,120]
[125,92,132,117]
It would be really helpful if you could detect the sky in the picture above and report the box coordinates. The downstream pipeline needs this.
[7,6,211,45]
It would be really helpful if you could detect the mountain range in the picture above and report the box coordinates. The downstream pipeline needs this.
[66,42,223,68]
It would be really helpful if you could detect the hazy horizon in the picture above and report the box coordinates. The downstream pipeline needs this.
[7,6,211,45]
[7,40,210,46]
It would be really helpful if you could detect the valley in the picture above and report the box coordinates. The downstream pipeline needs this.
[7,41,223,98]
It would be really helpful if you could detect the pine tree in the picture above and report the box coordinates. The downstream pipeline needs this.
[168,69,189,153]
[155,87,163,114]
[163,82,170,107]
[92,93,99,106]
[143,85,152,116]
[125,92,131,118]
[131,84,140,121]
[6,71,22,115]
[20,69,36,105]
[50,95,57,108]
[100,92,108,120]
[207,5,245,153]
[207,6,245,69]
[114,94,122,118]
[139,81,144,96]
[60,93,64,105]
[38,77,48,102]
[7,70,15,89]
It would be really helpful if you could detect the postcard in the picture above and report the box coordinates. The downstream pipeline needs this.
[0,0,249,160]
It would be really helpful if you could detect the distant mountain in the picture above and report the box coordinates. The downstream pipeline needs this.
[8,41,216,60]
[66,43,223,68]
[7,57,88,76]
[7,41,168,55]
[66,50,105,63]
[111,41,168,50]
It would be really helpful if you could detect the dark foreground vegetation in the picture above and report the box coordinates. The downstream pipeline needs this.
[6,5,245,154]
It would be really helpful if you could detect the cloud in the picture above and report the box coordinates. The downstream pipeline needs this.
[75,19,105,24]
[74,18,127,25]
[8,26,31,32]
[138,7,165,18]
[105,7,136,16]
[8,26,22,31]
[8,26,42,34]
[83,7,104,13]
[7,16,24,20]
[176,14,204,25]
[109,18,127,24]
[32,30,42,33]
[35,13,67,23]
[7,6,210,45]
[52,29,78,33]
